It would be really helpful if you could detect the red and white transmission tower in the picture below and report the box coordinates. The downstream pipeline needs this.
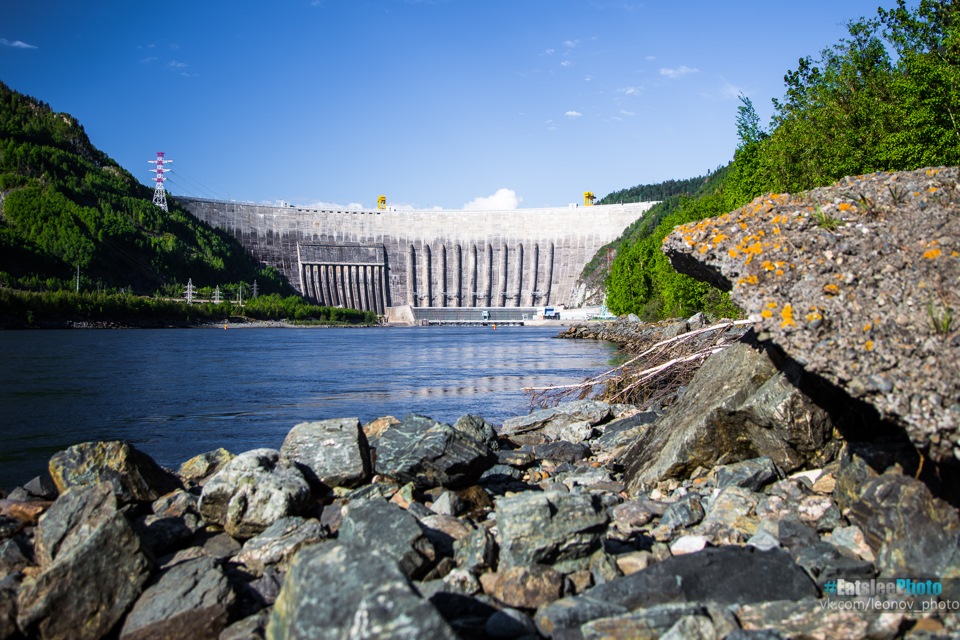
[148,152,172,211]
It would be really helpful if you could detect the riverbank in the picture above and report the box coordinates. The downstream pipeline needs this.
[1,316,956,638]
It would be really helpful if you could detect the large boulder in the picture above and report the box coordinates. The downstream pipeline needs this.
[267,543,457,639]
[622,338,836,493]
[661,167,960,469]
[234,516,327,575]
[374,415,495,489]
[198,449,310,540]
[48,441,180,504]
[17,484,152,640]
[536,546,817,637]
[495,490,608,569]
[280,418,371,490]
[119,556,235,640]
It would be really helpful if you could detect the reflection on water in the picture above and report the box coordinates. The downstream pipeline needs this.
[0,326,616,488]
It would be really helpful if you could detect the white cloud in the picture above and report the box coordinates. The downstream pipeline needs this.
[169,60,188,69]
[619,86,641,95]
[560,60,572,67]
[563,39,578,48]
[619,109,635,116]
[565,110,582,118]
[645,55,656,61]
[464,188,522,210]
[1,38,37,49]
[584,74,593,82]
[660,66,699,78]
[544,48,555,55]
[721,81,744,99]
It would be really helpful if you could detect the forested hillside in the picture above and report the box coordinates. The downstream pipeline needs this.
[599,175,707,205]
[0,81,290,296]
[604,0,960,320]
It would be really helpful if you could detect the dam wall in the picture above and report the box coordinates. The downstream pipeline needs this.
[179,198,655,312]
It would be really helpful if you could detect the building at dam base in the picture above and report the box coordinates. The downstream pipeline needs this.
[179,199,656,314]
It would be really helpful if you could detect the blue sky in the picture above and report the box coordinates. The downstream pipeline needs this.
[3,1,890,210]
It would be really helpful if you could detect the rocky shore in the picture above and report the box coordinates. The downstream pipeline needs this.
[2,326,958,638]
[2,166,958,639]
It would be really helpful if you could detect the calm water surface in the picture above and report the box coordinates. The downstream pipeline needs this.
[0,326,617,489]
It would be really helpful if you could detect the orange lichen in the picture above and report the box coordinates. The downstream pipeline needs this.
[838,203,852,212]
[728,248,739,258]
[924,248,942,259]
[863,323,872,332]
[766,301,778,309]
[698,244,709,254]
[865,340,875,351]
[823,284,840,296]
[761,260,775,271]
[761,309,773,318]
[781,304,796,328]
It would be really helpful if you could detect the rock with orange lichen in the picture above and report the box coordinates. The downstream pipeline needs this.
[662,167,960,469]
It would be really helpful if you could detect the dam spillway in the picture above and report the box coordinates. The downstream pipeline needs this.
[179,198,655,313]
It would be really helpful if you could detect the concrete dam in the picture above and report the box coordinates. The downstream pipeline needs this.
[179,198,655,315]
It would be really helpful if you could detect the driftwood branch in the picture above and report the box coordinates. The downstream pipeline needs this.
[524,319,751,410]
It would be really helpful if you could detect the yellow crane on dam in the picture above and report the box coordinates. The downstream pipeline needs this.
[377,195,387,210]
[584,191,596,206]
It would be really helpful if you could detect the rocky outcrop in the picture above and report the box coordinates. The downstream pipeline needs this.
[662,167,960,469]
[622,337,837,492]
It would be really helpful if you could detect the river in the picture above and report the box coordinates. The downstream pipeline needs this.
[0,326,617,490]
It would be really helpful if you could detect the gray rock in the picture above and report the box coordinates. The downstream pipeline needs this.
[533,441,591,464]
[622,340,836,493]
[220,610,269,640]
[280,418,371,489]
[0,574,18,640]
[23,475,57,501]
[198,449,310,540]
[235,516,327,575]
[714,456,780,491]
[454,527,497,574]
[177,448,233,486]
[790,541,876,590]
[338,499,435,579]
[580,603,710,640]
[430,490,461,516]
[500,400,612,445]
[135,513,199,556]
[661,493,706,529]
[0,518,19,541]
[0,537,30,576]
[597,411,659,448]
[119,556,235,640]
[847,471,960,579]
[496,450,536,467]
[375,415,496,489]
[267,543,457,639]
[536,546,817,637]
[453,414,500,450]
[17,484,152,640]
[484,607,537,639]
[47,441,180,504]
[496,490,608,568]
